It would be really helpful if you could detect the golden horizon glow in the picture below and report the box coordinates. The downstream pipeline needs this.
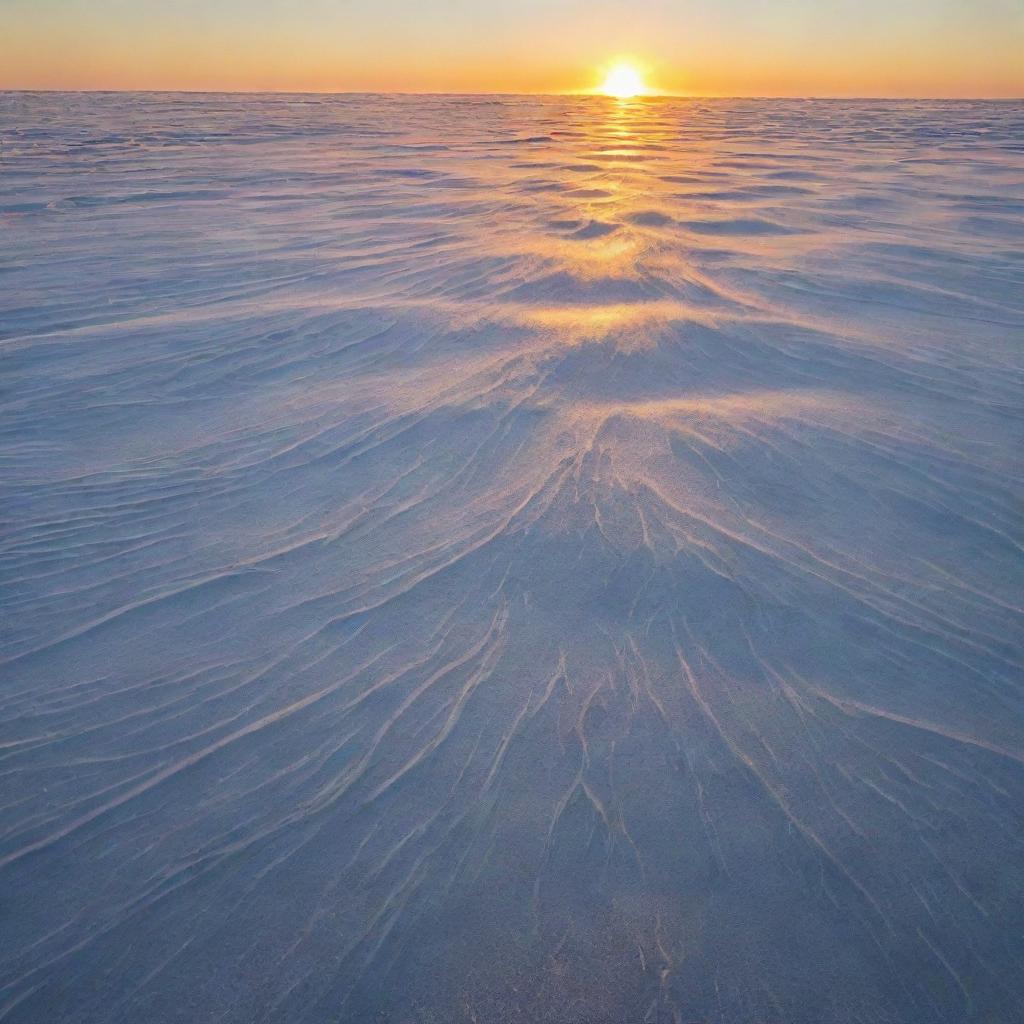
[2,4,1022,98]
[599,62,649,98]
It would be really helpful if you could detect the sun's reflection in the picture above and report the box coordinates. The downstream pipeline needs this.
[536,96,664,275]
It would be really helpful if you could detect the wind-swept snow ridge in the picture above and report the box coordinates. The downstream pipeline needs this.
[1,93,1023,1024]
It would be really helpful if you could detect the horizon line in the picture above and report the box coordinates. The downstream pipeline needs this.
[2,87,1022,101]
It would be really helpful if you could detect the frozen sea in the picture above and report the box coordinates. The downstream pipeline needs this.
[1,93,1023,1023]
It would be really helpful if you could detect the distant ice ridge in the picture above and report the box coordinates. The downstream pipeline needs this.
[1,93,1023,1024]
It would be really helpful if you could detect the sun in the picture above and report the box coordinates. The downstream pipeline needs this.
[599,62,648,98]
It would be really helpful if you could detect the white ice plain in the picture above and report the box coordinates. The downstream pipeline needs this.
[1,93,1023,1024]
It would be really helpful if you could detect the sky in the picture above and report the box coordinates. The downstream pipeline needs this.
[3,0,1023,96]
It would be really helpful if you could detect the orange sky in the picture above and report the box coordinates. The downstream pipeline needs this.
[4,0,1023,96]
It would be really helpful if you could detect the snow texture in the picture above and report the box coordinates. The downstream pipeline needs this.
[2,93,1024,1023]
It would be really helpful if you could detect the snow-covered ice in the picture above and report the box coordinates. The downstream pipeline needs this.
[2,93,1023,1023]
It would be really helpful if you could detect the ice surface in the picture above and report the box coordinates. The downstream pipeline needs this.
[1,93,1023,1023]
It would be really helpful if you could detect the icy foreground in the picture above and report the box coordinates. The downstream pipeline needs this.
[2,94,1023,1023]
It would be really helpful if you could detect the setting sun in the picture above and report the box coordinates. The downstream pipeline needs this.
[599,62,648,98]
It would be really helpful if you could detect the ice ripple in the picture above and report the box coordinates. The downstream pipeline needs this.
[1,93,1023,1024]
